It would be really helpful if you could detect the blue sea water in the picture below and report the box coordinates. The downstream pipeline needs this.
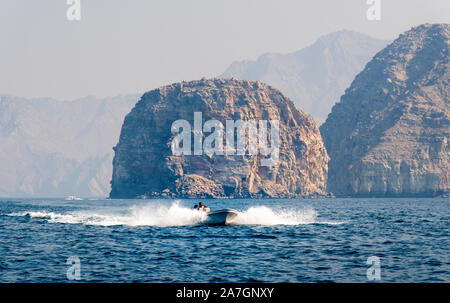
[0,197,448,282]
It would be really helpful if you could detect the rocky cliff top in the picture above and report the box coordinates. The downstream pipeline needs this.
[320,23,449,196]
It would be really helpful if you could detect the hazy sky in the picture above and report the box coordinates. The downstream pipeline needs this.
[0,0,448,100]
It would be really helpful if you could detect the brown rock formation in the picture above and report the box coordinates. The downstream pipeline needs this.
[110,78,328,198]
[320,24,449,197]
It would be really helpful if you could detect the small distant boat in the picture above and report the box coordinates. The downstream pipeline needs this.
[203,208,240,225]
[65,195,83,201]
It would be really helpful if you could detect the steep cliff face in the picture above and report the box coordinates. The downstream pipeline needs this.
[320,24,449,197]
[110,79,328,198]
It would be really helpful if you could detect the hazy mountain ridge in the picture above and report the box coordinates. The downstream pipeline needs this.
[0,94,139,197]
[220,30,390,123]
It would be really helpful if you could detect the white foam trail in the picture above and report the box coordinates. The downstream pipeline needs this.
[8,211,122,225]
[233,206,318,225]
[123,202,208,226]
[8,202,208,227]
[7,202,345,227]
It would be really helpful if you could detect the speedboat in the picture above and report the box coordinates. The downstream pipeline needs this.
[65,195,82,201]
[203,208,240,225]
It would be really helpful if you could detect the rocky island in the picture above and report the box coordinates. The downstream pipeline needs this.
[320,24,449,197]
[110,79,328,198]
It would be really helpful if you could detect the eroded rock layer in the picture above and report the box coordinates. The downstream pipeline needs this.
[320,24,449,197]
[110,79,328,198]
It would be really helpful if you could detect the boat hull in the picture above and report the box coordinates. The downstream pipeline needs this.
[204,209,239,225]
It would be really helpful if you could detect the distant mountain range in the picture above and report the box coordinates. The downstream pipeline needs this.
[220,30,389,123]
[0,30,391,198]
[0,95,138,197]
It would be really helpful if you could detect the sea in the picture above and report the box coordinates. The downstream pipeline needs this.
[0,197,448,283]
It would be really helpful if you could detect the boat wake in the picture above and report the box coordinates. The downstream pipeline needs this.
[7,201,345,227]
[233,206,317,225]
